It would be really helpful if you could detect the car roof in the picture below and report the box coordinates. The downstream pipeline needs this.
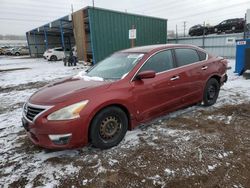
[120,44,201,53]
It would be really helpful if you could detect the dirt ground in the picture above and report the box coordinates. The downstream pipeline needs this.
[56,104,250,188]
[1,81,250,187]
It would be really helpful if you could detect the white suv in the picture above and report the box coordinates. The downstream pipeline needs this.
[43,47,70,61]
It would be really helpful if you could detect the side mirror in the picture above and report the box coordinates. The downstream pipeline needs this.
[136,70,156,80]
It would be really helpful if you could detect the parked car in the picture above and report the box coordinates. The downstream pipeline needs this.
[0,48,4,55]
[43,47,70,61]
[22,44,228,149]
[0,46,12,55]
[214,18,245,33]
[189,24,214,36]
[4,47,15,55]
[11,46,29,56]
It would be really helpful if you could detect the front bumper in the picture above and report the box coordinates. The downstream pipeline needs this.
[22,115,89,149]
[221,73,228,84]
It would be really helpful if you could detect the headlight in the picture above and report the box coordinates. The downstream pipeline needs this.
[47,100,89,121]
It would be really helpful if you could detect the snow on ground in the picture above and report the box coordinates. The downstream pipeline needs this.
[0,57,250,187]
[216,60,250,105]
[0,56,87,87]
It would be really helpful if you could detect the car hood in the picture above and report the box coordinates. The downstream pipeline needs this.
[29,77,112,105]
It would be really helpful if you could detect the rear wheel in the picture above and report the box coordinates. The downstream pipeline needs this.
[90,106,128,149]
[50,55,57,61]
[243,72,250,79]
[203,78,220,106]
[15,52,20,56]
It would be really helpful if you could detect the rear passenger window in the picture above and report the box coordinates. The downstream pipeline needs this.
[139,50,174,73]
[175,48,200,67]
[197,50,207,61]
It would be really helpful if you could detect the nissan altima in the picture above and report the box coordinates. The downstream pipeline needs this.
[22,44,228,149]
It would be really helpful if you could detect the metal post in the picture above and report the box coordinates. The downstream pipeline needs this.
[202,21,205,49]
[69,36,71,49]
[60,20,65,51]
[88,8,95,64]
[43,26,48,50]
[131,25,135,48]
[26,32,31,56]
[33,31,38,58]
[244,13,247,39]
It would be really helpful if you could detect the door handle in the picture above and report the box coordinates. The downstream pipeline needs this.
[170,75,180,81]
[201,66,208,70]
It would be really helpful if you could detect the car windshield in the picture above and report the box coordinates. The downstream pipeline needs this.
[86,53,144,80]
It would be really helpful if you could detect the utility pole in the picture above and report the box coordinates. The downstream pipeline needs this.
[183,21,187,37]
[175,24,178,43]
[92,0,95,8]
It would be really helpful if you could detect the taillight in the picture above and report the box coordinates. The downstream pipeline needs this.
[221,59,228,69]
[47,50,52,53]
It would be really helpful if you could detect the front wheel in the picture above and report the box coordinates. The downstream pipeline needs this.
[203,78,220,106]
[89,106,128,149]
[50,55,57,61]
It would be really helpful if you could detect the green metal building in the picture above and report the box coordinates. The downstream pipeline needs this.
[27,7,167,64]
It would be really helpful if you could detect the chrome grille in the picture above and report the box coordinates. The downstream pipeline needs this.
[25,105,45,121]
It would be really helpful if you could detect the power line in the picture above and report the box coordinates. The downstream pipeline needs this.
[168,6,246,31]
[0,17,50,23]
[168,1,250,21]
[1,0,83,10]
[0,11,62,19]
[1,4,70,13]
[129,0,183,12]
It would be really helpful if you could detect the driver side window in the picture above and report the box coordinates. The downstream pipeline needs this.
[139,50,174,73]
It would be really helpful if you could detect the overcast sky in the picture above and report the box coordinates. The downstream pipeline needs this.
[0,0,249,35]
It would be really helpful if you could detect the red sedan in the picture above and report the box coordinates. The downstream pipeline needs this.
[22,44,228,149]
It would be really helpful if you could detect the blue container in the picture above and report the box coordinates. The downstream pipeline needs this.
[235,39,250,75]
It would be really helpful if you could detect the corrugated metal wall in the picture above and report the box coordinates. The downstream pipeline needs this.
[168,33,243,58]
[88,7,167,63]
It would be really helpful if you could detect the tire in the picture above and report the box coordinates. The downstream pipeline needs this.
[50,55,57,61]
[15,52,20,56]
[243,72,250,79]
[203,78,220,106]
[89,106,128,149]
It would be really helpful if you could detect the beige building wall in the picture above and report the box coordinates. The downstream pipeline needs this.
[72,10,87,61]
